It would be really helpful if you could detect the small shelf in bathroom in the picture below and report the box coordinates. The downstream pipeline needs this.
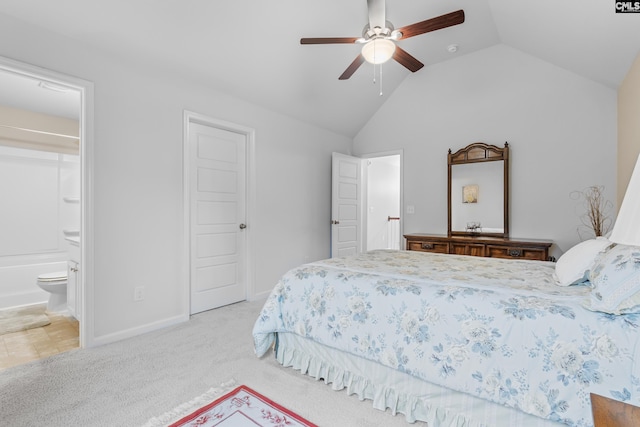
[63,197,80,203]
[64,230,80,245]
[65,236,80,246]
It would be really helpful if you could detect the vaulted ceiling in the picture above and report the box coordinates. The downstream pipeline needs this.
[0,0,639,137]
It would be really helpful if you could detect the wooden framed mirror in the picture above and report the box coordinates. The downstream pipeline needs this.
[447,142,509,238]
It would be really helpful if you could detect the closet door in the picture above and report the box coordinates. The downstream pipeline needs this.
[188,122,247,314]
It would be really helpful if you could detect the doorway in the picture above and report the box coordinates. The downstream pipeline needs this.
[0,56,93,352]
[330,151,403,256]
[365,154,401,251]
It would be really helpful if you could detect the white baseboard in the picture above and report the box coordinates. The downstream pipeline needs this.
[89,313,189,348]
[250,290,271,301]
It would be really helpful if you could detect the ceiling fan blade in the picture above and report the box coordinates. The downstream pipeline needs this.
[397,9,465,40]
[300,37,359,45]
[339,55,366,80]
[393,47,424,73]
[367,0,386,30]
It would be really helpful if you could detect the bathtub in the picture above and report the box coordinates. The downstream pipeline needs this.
[0,252,67,310]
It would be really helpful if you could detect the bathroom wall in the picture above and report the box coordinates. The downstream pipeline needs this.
[0,104,79,154]
[0,145,79,309]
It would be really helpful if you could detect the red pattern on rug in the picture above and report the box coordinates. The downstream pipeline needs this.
[168,385,317,427]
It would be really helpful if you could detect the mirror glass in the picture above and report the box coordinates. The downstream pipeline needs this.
[450,161,504,234]
[447,142,509,238]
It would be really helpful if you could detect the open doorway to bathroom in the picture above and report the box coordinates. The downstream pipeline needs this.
[0,58,90,370]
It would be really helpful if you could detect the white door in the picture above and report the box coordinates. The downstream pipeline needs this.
[189,122,247,314]
[331,152,363,257]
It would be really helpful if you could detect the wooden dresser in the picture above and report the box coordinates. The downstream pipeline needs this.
[591,393,640,426]
[404,233,553,262]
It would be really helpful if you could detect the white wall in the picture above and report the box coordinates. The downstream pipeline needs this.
[0,13,351,343]
[353,44,617,258]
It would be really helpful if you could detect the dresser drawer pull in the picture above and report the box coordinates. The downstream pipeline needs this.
[421,243,435,250]
[508,249,523,257]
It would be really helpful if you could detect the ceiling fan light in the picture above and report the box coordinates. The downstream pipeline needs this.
[361,39,396,64]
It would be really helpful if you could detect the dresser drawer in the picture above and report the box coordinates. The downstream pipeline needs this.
[404,234,552,261]
[486,245,547,261]
[451,243,485,257]
[407,240,449,254]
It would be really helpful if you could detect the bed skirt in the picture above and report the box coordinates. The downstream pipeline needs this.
[275,332,563,427]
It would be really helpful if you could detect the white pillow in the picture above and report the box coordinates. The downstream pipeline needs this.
[583,243,640,314]
[553,238,612,286]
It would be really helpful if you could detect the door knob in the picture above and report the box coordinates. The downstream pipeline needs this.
[239,223,247,229]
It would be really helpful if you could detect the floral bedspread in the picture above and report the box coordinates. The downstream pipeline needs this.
[253,250,640,426]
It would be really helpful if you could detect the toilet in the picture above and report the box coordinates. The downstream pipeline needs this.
[37,271,68,313]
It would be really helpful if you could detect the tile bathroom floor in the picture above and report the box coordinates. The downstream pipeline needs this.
[0,311,79,371]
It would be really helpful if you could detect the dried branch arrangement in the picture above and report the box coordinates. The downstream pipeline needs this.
[570,185,613,239]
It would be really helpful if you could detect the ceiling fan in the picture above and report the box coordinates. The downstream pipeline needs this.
[300,0,465,80]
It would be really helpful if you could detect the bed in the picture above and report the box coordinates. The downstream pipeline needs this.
[253,246,640,426]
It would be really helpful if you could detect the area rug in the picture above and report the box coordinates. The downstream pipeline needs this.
[143,380,317,427]
[0,304,51,335]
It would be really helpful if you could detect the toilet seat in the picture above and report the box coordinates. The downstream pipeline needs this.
[36,271,69,314]
[38,271,68,282]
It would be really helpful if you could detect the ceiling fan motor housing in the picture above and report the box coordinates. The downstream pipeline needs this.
[362,21,396,41]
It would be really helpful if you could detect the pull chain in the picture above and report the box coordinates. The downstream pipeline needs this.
[371,64,384,96]
[369,41,384,96]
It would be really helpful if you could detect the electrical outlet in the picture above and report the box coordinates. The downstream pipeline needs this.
[134,286,145,302]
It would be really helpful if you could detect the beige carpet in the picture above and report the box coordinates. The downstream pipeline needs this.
[0,304,51,335]
[0,299,418,427]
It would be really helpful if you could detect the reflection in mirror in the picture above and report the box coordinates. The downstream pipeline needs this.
[451,161,504,233]
[447,142,509,238]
